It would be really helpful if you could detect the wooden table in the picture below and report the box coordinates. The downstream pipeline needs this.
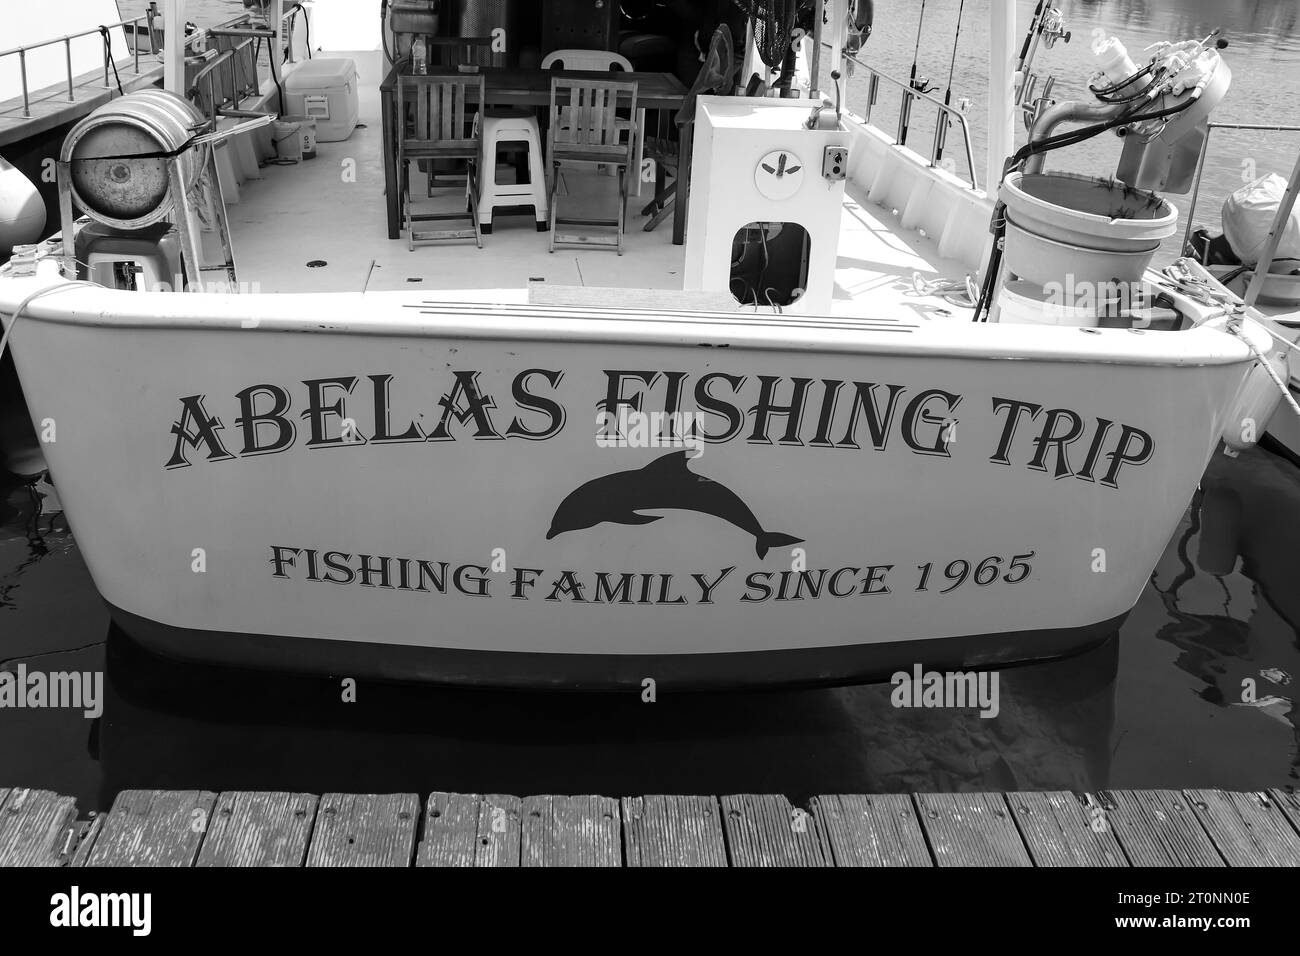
[381,64,690,245]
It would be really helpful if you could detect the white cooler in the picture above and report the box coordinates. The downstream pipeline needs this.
[283,58,359,142]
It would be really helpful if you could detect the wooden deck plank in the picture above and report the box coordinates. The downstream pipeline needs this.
[810,794,932,867]
[305,793,419,868]
[1184,790,1300,867]
[520,795,622,867]
[196,792,318,867]
[68,814,105,868]
[416,792,479,867]
[475,794,522,867]
[915,792,1032,867]
[1271,789,1300,837]
[1005,791,1127,867]
[622,795,727,867]
[85,790,217,867]
[416,792,523,867]
[1101,790,1224,867]
[720,794,832,867]
[0,787,80,866]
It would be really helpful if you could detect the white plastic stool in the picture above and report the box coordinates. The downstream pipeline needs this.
[476,113,549,233]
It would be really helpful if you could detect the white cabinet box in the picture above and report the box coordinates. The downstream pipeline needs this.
[283,58,359,143]
[684,97,851,314]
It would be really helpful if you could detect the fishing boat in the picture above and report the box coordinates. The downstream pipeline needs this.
[0,0,1293,689]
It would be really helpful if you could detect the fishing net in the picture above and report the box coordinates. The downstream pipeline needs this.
[731,0,814,69]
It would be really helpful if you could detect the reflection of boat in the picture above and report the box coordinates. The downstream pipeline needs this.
[1149,449,1298,778]
[0,2,1291,688]
[96,618,1118,805]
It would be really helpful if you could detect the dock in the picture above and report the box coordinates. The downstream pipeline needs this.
[2,786,1299,866]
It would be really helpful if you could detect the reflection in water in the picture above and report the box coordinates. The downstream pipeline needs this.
[96,625,1118,812]
[1151,448,1300,779]
[0,475,67,610]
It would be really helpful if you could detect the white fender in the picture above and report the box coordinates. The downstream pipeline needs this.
[1221,317,1287,452]
[0,156,46,256]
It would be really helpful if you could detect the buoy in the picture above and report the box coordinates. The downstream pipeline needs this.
[0,156,46,256]
[1221,322,1288,453]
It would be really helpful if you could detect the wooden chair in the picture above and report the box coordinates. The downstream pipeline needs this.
[396,73,485,249]
[542,49,646,196]
[546,78,638,255]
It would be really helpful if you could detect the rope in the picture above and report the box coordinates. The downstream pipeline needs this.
[100,26,124,96]
[912,271,977,307]
[1229,322,1300,422]
[0,282,98,365]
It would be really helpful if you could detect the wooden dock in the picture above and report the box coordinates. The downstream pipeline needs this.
[2,786,1298,866]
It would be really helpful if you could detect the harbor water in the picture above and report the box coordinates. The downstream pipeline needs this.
[0,0,1297,810]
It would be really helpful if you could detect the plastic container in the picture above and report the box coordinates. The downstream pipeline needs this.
[284,58,359,143]
[999,171,1177,287]
[272,117,306,162]
[992,279,1105,327]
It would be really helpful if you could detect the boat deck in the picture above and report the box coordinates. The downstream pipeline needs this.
[224,51,974,322]
[3,783,1298,866]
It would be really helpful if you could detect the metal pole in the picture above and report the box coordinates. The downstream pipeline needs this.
[163,0,186,93]
[987,0,1017,193]
[66,38,74,101]
[1244,149,1300,309]
[1181,125,1214,255]
[19,49,29,117]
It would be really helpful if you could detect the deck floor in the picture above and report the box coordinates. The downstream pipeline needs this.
[224,51,972,321]
[3,785,1297,866]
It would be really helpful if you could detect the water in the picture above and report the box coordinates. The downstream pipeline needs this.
[0,0,1297,810]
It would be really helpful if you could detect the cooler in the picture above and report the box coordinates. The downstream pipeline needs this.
[283,58,359,142]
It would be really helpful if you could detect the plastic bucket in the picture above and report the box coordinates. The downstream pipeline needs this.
[993,279,1106,327]
[272,115,317,162]
[1003,215,1159,287]
[999,170,1177,287]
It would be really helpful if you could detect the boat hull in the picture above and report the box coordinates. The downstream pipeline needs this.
[3,278,1253,687]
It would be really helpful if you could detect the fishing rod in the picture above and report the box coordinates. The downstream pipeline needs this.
[933,0,967,167]
[899,0,935,144]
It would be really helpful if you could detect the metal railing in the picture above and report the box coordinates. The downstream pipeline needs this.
[839,51,979,191]
[0,3,295,120]
[1183,121,1300,258]
[0,12,156,118]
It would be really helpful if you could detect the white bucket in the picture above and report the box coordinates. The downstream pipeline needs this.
[993,279,1105,327]
[272,115,317,162]
[999,171,1177,287]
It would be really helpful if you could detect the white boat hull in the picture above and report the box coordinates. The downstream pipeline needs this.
[2,271,1255,687]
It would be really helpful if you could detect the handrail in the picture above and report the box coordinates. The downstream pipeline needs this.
[0,9,244,119]
[839,50,979,191]
[1182,121,1300,258]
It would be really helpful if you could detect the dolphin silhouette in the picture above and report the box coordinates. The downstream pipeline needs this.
[546,450,804,558]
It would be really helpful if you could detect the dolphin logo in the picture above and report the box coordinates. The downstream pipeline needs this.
[546,450,804,559]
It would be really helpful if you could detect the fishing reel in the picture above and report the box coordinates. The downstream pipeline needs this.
[1016,3,1071,131]
[1039,7,1071,49]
